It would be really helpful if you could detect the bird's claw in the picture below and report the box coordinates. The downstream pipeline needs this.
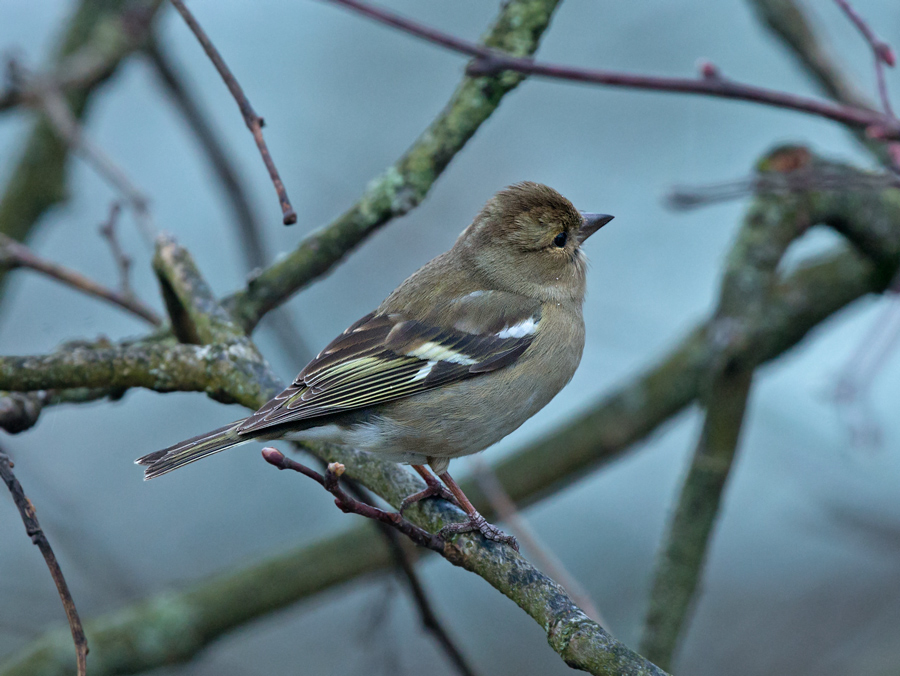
[439,511,519,551]
[400,484,460,514]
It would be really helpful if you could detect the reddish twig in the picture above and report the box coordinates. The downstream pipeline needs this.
[322,0,900,139]
[340,478,478,676]
[0,449,88,676]
[169,0,297,225]
[0,233,161,325]
[262,448,446,552]
[833,0,895,117]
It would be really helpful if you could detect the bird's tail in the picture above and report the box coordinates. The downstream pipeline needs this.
[136,420,253,479]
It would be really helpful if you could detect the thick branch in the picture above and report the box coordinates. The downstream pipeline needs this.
[153,234,248,345]
[225,0,562,331]
[641,152,811,668]
[287,444,665,675]
[0,340,276,410]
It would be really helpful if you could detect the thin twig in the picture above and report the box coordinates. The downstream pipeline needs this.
[145,40,268,268]
[14,62,158,241]
[97,202,133,297]
[168,0,297,225]
[833,0,895,117]
[469,458,605,628]
[0,233,161,325]
[145,39,313,364]
[262,448,446,552]
[322,0,900,138]
[666,166,899,211]
[341,477,478,676]
[0,448,88,675]
[830,269,900,445]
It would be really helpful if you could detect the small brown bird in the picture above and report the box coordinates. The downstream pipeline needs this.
[137,183,612,548]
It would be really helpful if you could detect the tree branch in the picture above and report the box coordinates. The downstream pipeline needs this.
[0,388,120,435]
[0,448,88,676]
[321,0,899,137]
[745,0,893,165]
[282,444,666,675]
[641,148,813,669]
[0,0,163,249]
[224,0,563,331]
[0,233,161,325]
[168,0,296,225]
[4,149,899,676]
[0,339,275,410]
[832,0,895,117]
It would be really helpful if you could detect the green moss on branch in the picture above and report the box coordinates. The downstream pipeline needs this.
[0,340,277,410]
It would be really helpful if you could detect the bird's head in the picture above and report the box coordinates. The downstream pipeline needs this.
[457,182,613,303]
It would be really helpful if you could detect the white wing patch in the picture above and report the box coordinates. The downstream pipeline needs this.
[406,341,479,365]
[497,316,539,339]
[411,360,437,381]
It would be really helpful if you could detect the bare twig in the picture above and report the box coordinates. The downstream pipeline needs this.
[0,233,161,325]
[14,64,158,241]
[168,0,297,225]
[145,40,313,364]
[666,164,898,211]
[0,448,88,675]
[263,448,446,551]
[833,0,895,117]
[322,0,900,138]
[145,40,267,268]
[469,458,605,628]
[97,202,133,297]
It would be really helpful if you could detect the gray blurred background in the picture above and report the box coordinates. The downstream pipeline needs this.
[1,1,900,674]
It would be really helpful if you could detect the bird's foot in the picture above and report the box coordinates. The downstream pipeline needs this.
[400,476,459,514]
[439,511,519,552]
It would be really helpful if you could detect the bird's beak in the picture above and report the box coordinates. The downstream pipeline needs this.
[578,212,614,243]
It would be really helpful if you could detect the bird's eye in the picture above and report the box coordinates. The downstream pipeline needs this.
[553,232,568,248]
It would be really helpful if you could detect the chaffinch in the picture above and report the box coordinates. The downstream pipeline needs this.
[138,182,613,548]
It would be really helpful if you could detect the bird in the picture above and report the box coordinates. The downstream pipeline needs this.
[137,182,612,549]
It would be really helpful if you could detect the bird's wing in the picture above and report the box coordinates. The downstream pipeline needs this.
[237,291,541,434]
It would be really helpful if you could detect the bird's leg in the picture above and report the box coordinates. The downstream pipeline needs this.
[437,471,519,551]
[399,464,460,513]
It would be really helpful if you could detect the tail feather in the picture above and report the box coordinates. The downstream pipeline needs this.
[136,421,253,479]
